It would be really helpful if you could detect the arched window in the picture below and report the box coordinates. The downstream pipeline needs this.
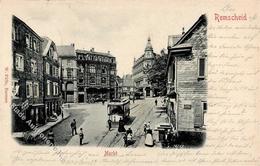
[89,77,95,84]
[79,65,84,73]
[101,77,106,84]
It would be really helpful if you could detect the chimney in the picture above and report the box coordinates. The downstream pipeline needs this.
[90,48,94,52]
[182,27,185,35]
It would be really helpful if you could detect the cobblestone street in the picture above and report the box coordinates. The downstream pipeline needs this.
[33,98,169,147]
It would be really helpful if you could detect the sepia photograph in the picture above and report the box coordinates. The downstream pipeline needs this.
[1,0,259,165]
[11,4,207,148]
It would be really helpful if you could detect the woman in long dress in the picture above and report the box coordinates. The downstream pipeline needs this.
[145,128,154,147]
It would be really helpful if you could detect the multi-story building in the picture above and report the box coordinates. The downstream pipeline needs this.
[57,44,78,103]
[12,16,44,132]
[132,37,157,97]
[120,74,134,97]
[76,48,117,102]
[42,37,61,121]
[166,14,207,132]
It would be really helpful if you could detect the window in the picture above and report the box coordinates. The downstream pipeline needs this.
[202,101,207,113]
[52,66,56,76]
[36,41,40,53]
[12,79,20,98]
[89,66,96,73]
[33,82,39,97]
[89,76,95,84]
[26,81,33,97]
[101,77,106,84]
[53,82,58,95]
[47,80,51,96]
[67,68,72,78]
[33,39,36,51]
[25,34,30,48]
[101,67,107,74]
[67,60,72,66]
[56,67,59,77]
[79,78,84,84]
[79,65,84,73]
[46,62,50,74]
[15,54,24,71]
[30,36,33,49]
[198,58,206,78]
[49,47,54,58]
[110,70,115,75]
[31,59,37,74]
[15,26,19,41]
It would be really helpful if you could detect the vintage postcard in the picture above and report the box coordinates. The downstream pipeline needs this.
[0,0,259,165]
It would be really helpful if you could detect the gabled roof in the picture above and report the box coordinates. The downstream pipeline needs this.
[175,14,207,45]
[57,45,76,57]
[41,36,56,56]
[166,14,207,73]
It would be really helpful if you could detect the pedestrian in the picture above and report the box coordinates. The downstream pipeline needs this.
[155,99,158,106]
[118,117,126,132]
[61,105,64,119]
[47,128,55,145]
[123,133,128,147]
[107,119,112,131]
[143,123,147,134]
[79,128,84,145]
[71,119,77,136]
[102,99,105,105]
[132,96,135,103]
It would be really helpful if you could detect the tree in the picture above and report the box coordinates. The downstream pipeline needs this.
[147,49,168,96]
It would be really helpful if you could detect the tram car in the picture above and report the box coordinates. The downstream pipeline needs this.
[107,99,130,127]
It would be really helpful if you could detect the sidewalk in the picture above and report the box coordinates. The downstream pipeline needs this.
[12,109,70,139]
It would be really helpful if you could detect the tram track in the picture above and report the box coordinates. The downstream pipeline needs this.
[97,99,154,147]
[110,99,154,147]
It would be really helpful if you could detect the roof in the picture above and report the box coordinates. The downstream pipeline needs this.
[166,14,207,72]
[108,99,130,106]
[13,15,43,41]
[145,36,153,51]
[56,45,76,57]
[76,49,114,58]
[41,36,56,56]
[175,14,207,45]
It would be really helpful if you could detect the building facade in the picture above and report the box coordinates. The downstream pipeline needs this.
[166,14,207,132]
[76,48,117,103]
[57,44,78,103]
[120,74,134,97]
[12,16,44,132]
[42,37,62,121]
[132,37,157,97]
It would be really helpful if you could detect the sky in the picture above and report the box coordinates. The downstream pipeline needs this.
[6,0,206,77]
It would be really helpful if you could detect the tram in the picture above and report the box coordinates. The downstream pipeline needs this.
[107,99,130,126]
